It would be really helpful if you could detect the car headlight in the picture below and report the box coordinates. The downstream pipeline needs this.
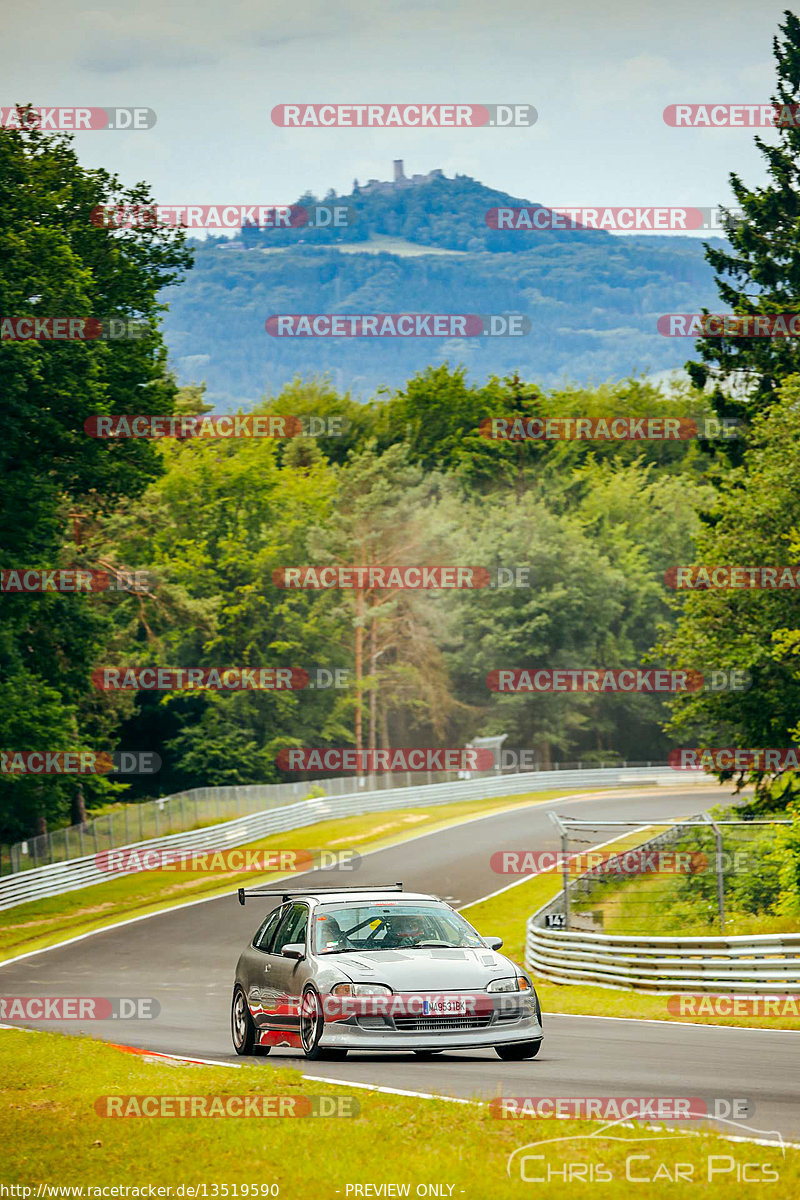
[331,983,393,996]
[487,976,531,993]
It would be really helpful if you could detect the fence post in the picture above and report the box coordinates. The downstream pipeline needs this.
[124,804,130,846]
[549,812,570,931]
[705,815,726,933]
[561,829,571,930]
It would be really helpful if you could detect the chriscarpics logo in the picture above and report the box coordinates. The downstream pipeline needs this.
[505,1114,784,1184]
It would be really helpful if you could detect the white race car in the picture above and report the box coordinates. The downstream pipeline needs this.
[231,883,544,1061]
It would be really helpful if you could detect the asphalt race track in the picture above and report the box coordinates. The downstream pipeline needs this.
[3,786,799,1143]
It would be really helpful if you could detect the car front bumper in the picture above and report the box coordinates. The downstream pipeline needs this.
[318,1004,543,1052]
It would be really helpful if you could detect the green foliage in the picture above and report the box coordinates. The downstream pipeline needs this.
[0,115,191,838]
[688,11,800,421]
[660,375,800,806]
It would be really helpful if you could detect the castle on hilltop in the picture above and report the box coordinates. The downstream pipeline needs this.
[354,161,444,196]
[235,161,448,249]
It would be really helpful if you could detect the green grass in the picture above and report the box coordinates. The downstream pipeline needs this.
[0,787,585,963]
[460,831,800,1032]
[1,1029,796,1196]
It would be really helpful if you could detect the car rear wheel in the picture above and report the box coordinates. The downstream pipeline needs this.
[232,985,262,1055]
[495,1039,542,1061]
[300,987,348,1061]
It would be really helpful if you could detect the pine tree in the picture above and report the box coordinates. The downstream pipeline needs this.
[688,10,800,425]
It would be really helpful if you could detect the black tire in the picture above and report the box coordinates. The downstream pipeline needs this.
[495,1039,542,1061]
[300,987,348,1061]
[231,985,263,1056]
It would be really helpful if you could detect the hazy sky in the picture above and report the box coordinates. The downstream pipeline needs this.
[3,0,793,224]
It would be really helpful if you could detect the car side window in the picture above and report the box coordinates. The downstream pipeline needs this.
[272,903,308,954]
[252,907,284,951]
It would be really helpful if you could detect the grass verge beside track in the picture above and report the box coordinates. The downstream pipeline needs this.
[0,787,586,963]
[0,1029,796,1195]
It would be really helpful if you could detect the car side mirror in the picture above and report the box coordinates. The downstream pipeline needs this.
[282,942,306,961]
[484,936,503,950]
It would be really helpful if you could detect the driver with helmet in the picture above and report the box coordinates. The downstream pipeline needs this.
[383,914,427,946]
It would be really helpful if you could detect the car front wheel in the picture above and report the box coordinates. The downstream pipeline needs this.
[300,987,348,1061]
[495,1039,542,1061]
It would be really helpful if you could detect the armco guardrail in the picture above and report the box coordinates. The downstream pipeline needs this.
[525,923,800,994]
[2,757,676,875]
[0,764,686,910]
[525,814,800,993]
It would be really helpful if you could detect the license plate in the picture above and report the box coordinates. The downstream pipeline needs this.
[423,997,467,1016]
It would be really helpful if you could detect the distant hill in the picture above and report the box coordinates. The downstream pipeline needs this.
[158,168,723,406]
[238,167,608,253]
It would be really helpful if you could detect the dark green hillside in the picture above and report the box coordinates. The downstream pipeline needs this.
[161,232,723,406]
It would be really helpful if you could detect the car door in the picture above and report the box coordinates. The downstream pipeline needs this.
[263,902,310,1032]
[244,903,287,1027]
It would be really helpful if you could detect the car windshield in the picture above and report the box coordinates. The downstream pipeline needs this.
[313,902,486,954]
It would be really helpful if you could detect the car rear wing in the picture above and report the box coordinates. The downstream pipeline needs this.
[237,883,404,905]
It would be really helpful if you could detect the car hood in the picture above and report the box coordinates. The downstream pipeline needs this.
[322,946,518,990]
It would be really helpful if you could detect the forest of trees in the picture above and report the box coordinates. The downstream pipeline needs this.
[5,12,800,843]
